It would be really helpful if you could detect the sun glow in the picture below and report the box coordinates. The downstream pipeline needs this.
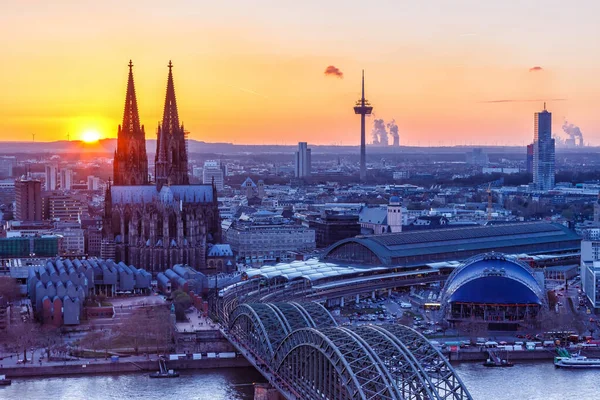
[81,130,101,143]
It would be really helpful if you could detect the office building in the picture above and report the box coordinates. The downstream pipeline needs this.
[87,176,100,191]
[0,179,15,208]
[467,148,489,166]
[581,228,600,310]
[0,156,16,178]
[43,194,85,222]
[532,106,555,190]
[294,142,311,178]
[224,212,315,265]
[202,160,224,191]
[15,178,42,221]
[308,212,361,248]
[60,169,74,190]
[526,143,534,174]
[45,165,58,191]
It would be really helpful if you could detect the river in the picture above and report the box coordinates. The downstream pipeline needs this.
[2,363,599,400]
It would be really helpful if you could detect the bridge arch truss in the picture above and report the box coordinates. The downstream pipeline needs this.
[228,302,472,400]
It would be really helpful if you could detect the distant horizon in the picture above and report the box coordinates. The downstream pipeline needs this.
[0,137,596,150]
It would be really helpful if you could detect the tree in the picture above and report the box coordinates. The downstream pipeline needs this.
[172,290,192,322]
[116,306,174,355]
[0,277,21,303]
[6,318,41,363]
[38,326,61,361]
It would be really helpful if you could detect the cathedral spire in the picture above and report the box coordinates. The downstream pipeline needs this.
[113,60,149,186]
[155,61,189,189]
[162,60,180,136]
[123,60,142,137]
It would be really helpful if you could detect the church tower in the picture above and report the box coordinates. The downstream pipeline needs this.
[155,61,189,189]
[387,195,403,233]
[113,60,149,185]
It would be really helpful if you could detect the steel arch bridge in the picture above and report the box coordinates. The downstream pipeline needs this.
[227,302,472,400]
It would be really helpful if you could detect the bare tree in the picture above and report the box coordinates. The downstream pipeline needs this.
[6,318,41,363]
[0,277,21,303]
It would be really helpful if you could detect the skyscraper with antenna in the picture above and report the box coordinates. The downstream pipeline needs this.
[353,70,373,181]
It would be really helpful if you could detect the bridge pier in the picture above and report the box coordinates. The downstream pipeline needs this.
[254,383,285,400]
[355,294,360,305]
[371,291,376,300]
[340,297,344,307]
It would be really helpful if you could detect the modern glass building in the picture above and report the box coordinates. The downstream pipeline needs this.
[533,106,555,190]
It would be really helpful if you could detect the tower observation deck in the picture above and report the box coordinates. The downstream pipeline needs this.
[354,70,373,182]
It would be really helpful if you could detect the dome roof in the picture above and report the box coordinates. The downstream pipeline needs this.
[442,254,544,305]
[389,196,400,204]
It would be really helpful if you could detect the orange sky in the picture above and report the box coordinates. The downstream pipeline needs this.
[1,1,599,146]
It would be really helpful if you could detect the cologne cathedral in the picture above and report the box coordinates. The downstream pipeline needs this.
[102,61,221,274]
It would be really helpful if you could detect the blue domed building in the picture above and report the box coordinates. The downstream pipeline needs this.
[440,253,546,329]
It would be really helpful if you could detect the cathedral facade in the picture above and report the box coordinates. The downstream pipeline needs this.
[102,61,221,274]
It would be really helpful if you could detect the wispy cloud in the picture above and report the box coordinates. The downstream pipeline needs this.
[478,98,566,104]
[324,65,343,78]
[529,66,543,72]
[226,84,268,99]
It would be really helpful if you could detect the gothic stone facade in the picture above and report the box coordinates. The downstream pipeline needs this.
[103,61,221,274]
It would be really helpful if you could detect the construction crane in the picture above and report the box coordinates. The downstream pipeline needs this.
[487,183,493,221]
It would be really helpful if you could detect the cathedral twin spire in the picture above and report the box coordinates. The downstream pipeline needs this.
[113,60,189,188]
[113,60,148,186]
[155,61,189,189]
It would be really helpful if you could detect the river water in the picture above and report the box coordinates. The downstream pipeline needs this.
[2,363,599,400]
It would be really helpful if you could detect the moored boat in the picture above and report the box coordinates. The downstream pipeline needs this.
[554,355,600,369]
[0,375,11,386]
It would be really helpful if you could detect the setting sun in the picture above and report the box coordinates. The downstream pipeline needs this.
[81,130,101,143]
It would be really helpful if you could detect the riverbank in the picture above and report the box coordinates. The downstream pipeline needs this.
[446,347,600,362]
[0,356,250,379]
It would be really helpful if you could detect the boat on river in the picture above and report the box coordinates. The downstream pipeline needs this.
[554,354,600,369]
[554,348,600,369]
[0,375,11,385]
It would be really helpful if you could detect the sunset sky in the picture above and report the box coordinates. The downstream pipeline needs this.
[1,1,599,146]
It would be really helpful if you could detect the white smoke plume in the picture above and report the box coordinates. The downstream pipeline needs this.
[387,119,399,146]
[372,119,387,145]
[562,120,584,146]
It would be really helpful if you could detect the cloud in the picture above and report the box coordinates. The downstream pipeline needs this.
[529,66,543,72]
[226,84,268,99]
[324,65,343,78]
[478,98,566,104]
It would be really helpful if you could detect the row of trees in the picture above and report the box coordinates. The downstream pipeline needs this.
[89,306,175,355]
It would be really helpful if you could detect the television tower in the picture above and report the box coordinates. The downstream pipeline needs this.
[354,70,373,181]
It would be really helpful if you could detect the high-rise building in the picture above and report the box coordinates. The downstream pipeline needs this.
[526,143,534,174]
[467,148,488,166]
[15,178,42,221]
[532,105,555,191]
[0,156,16,178]
[202,160,224,191]
[87,176,100,191]
[0,179,15,208]
[45,164,58,191]
[294,142,311,178]
[60,169,74,190]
